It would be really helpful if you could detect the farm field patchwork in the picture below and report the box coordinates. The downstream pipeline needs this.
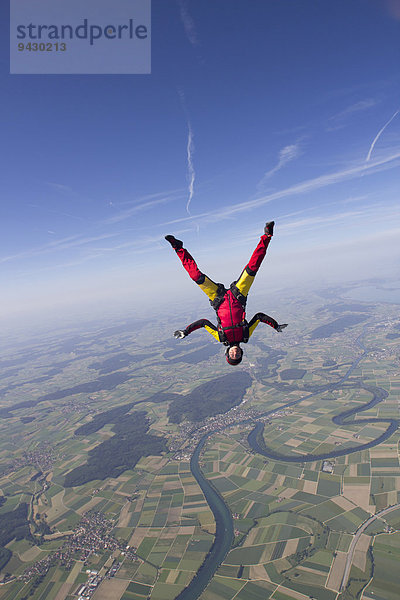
[0,292,399,599]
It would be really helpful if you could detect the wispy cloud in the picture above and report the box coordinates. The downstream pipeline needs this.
[274,194,370,225]
[326,98,378,132]
[0,232,121,265]
[111,189,182,207]
[45,181,73,193]
[102,194,180,225]
[237,202,399,248]
[257,144,301,188]
[279,205,398,233]
[18,228,197,275]
[330,99,377,122]
[160,151,400,227]
[27,203,86,222]
[1,188,186,268]
[365,109,399,161]
[177,0,199,47]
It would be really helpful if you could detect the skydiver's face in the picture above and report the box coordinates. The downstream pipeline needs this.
[228,346,241,359]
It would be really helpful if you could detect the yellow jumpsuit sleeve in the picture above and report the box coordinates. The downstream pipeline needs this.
[204,324,220,341]
[248,319,260,339]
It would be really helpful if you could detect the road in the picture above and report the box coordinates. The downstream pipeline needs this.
[340,503,400,591]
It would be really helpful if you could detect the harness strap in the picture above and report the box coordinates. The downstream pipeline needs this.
[218,320,249,343]
[209,283,226,311]
[230,282,247,307]
[220,321,246,331]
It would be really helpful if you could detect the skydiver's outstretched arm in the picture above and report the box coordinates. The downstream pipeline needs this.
[248,313,288,338]
[165,236,221,302]
[174,319,219,342]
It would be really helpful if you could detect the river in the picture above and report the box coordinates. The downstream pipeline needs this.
[173,432,234,600]
[247,332,398,462]
[175,330,398,600]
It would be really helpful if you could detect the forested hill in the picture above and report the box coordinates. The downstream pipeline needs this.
[309,314,368,339]
[0,503,32,570]
[64,411,166,487]
[75,393,181,436]
[168,371,252,424]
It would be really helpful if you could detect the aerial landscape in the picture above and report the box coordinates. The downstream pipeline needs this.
[0,282,399,600]
[2,0,400,599]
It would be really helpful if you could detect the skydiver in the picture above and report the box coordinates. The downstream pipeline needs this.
[165,221,287,366]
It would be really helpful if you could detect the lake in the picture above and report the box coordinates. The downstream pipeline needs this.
[344,285,400,304]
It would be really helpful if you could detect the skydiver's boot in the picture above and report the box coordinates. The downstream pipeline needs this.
[165,235,183,250]
[264,221,274,236]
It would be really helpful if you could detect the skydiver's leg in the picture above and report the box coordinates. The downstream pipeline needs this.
[175,247,220,300]
[234,233,272,297]
[166,236,220,301]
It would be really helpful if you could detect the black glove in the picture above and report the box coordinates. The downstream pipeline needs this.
[174,330,187,339]
[165,235,183,250]
[276,323,288,332]
[264,221,275,236]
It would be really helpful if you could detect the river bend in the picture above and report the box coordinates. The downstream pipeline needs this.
[175,331,398,599]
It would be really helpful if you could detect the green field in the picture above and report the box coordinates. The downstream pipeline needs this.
[0,292,399,599]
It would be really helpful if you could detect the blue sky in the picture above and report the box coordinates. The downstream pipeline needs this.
[1,0,400,320]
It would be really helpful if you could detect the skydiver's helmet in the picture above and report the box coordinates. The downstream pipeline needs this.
[225,345,243,366]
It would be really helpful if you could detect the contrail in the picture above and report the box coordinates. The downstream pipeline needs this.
[177,0,198,47]
[366,109,399,161]
[177,88,196,215]
[186,121,195,214]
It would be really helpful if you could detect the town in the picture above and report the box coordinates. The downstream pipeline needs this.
[20,510,137,598]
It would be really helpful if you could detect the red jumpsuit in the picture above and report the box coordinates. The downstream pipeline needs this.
[173,234,279,345]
